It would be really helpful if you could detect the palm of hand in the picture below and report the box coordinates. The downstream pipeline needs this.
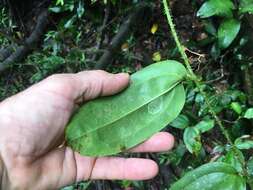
[0,71,174,190]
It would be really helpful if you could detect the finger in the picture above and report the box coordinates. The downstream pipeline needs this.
[74,71,130,102]
[39,147,95,189]
[90,157,158,180]
[39,147,158,189]
[128,132,174,153]
[37,70,130,104]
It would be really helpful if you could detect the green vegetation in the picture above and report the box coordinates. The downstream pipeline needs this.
[1,0,253,189]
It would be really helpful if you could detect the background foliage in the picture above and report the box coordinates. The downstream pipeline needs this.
[1,0,253,189]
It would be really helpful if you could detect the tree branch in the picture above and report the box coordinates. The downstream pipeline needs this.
[0,9,49,73]
[94,3,151,69]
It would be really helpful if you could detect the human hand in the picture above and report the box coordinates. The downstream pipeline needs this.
[0,70,174,190]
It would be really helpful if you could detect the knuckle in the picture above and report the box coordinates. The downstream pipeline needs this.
[46,74,65,81]
[44,74,75,94]
[91,70,108,77]
[77,70,109,79]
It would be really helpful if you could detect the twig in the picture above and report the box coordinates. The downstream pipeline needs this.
[205,66,225,84]
[91,4,110,62]
[184,47,205,62]
[0,9,49,73]
[94,3,151,69]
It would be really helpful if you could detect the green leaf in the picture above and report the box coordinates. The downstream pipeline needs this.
[77,1,85,18]
[170,162,246,190]
[195,120,215,133]
[244,108,253,119]
[197,0,235,18]
[218,19,241,49]
[247,157,253,176]
[64,16,77,29]
[203,20,217,36]
[49,7,62,13]
[56,0,64,6]
[66,60,187,156]
[183,127,202,154]
[239,0,253,14]
[223,149,244,173]
[235,137,253,150]
[161,141,186,165]
[170,114,189,129]
[230,102,242,115]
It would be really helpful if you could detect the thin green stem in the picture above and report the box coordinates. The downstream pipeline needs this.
[162,0,194,77]
[162,0,232,144]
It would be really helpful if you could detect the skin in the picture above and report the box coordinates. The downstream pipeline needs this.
[0,70,175,190]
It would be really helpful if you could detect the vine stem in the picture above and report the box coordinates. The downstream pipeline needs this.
[162,0,232,144]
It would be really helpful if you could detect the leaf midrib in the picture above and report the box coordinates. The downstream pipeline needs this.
[82,85,179,156]
[69,73,184,141]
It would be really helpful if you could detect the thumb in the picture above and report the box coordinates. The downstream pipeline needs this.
[39,70,130,103]
[74,70,130,102]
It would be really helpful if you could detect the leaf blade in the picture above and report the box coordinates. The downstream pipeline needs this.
[66,60,187,156]
[69,84,185,156]
[195,120,215,133]
[218,19,241,49]
[197,0,234,18]
[244,108,253,119]
[239,0,253,14]
[183,127,201,154]
[170,114,189,129]
[170,162,246,190]
[66,60,186,141]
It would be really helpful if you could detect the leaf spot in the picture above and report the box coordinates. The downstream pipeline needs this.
[148,96,164,115]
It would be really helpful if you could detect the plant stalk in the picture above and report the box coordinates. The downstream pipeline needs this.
[162,0,232,144]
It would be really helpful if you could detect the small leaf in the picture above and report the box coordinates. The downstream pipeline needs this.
[183,127,202,154]
[230,102,242,115]
[49,7,62,13]
[244,108,253,119]
[213,145,225,154]
[152,52,162,62]
[77,1,85,18]
[223,149,244,173]
[203,20,217,36]
[121,43,129,51]
[64,16,77,29]
[151,23,158,34]
[235,137,253,150]
[66,60,187,156]
[56,0,64,6]
[170,162,246,190]
[195,120,215,133]
[247,157,253,176]
[197,0,235,18]
[218,19,241,49]
[170,114,189,129]
[162,141,186,165]
[239,0,253,14]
